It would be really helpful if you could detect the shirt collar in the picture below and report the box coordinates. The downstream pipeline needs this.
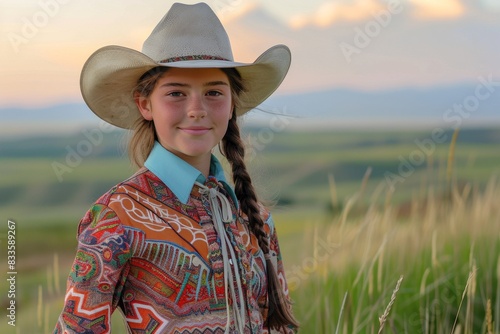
[144,141,238,206]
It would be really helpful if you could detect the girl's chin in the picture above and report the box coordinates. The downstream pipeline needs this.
[173,148,214,159]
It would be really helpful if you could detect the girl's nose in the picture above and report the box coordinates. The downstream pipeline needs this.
[187,95,207,118]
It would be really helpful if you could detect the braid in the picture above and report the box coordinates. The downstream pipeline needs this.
[222,115,270,252]
[222,113,299,331]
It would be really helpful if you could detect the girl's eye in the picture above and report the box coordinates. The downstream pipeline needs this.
[167,91,184,97]
[207,90,222,96]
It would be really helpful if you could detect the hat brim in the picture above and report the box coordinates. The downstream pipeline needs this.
[80,45,291,129]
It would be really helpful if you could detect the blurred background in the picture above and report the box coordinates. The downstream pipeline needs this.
[1,0,499,333]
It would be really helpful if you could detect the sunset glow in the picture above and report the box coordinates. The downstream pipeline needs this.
[0,0,498,107]
[290,0,384,29]
[409,0,465,19]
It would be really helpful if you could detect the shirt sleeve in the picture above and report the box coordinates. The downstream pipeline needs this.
[54,203,132,334]
[262,213,298,334]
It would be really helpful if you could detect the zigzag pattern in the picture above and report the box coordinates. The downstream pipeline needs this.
[126,302,169,333]
[62,287,111,333]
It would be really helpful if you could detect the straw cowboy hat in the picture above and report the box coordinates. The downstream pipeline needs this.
[80,2,291,129]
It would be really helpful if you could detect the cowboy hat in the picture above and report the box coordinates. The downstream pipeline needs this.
[80,2,291,129]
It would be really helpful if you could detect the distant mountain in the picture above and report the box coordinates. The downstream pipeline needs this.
[1,103,98,137]
[2,102,93,122]
[1,83,499,137]
[263,83,500,128]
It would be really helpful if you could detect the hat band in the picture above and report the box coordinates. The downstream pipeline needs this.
[159,55,230,63]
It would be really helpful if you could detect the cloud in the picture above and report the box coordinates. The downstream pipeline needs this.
[409,0,465,20]
[289,0,468,29]
[217,1,259,23]
[289,0,385,29]
[1,0,498,108]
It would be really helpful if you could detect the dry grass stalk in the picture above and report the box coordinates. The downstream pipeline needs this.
[419,268,430,296]
[377,275,404,334]
[486,299,493,334]
[46,266,53,296]
[424,187,436,233]
[377,246,384,294]
[465,261,477,334]
[453,324,462,334]
[451,270,476,333]
[328,173,338,208]
[359,166,372,201]
[381,188,394,230]
[369,181,385,205]
[335,292,348,334]
[339,194,358,229]
[37,285,43,329]
[44,305,50,334]
[54,253,61,295]
[353,226,386,288]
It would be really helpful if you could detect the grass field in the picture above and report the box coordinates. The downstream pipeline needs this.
[0,127,499,333]
[289,175,500,333]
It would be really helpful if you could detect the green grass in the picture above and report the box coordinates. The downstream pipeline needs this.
[1,127,499,333]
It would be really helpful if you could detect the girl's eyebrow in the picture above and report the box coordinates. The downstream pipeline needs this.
[204,81,229,87]
[160,82,187,87]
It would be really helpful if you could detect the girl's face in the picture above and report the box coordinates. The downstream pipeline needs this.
[136,67,233,168]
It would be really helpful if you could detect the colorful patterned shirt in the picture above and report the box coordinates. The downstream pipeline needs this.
[54,142,294,333]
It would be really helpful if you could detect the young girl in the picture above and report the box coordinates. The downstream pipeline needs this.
[55,2,298,333]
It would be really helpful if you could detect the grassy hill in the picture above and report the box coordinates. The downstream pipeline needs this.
[1,127,499,223]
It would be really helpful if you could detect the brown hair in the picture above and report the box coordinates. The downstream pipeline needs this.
[130,66,299,331]
[128,67,165,167]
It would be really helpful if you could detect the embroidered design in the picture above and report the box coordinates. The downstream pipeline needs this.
[126,302,169,333]
[159,54,229,63]
[62,287,111,333]
[110,187,208,253]
[55,170,290,333]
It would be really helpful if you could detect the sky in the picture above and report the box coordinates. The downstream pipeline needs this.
[1,0,500,108]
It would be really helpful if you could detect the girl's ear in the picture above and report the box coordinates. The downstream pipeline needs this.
[135,93,153,121]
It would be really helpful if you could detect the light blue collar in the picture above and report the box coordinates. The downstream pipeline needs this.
[144,141,238,206]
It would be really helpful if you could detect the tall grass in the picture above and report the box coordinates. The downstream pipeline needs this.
[290,172,500,333]
[3,178,499,333]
